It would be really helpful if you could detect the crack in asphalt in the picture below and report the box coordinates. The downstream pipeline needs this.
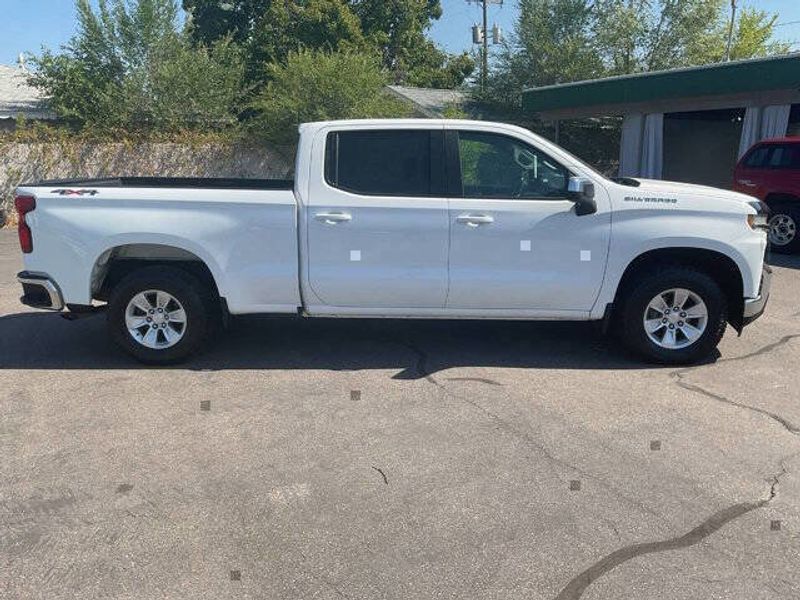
[672,334,800,436]
[553,501,765,600]
[672,370,800,435]
[388,332,800,600]
[553,456,796,600]
[371,466,388,485]
[389,337,665,521]
[717,334,800,364]
[553,330,800,600]
[446,377,503,386]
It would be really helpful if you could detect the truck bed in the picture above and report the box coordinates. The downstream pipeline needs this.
[26,177,295,191]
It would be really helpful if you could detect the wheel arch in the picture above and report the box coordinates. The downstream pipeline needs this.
[91,242,223,303]
[612,247,746,332]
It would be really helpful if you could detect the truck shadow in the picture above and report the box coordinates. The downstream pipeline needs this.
[769,253,800,270]
[0,311,693,375]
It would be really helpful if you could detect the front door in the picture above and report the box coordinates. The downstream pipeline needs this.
[445,128,611,313]
[305,126,450,309]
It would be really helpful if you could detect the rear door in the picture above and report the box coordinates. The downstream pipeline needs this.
[304,125,450,309]
[445,127,611,312]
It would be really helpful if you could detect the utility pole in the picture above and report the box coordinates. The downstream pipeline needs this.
[482,0,488,92]
[725,0,738,62]
[469,0,503,92]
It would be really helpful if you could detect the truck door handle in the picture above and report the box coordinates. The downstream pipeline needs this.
[738,179,757,188]
[457,214,494,227]
[315,211,352,225]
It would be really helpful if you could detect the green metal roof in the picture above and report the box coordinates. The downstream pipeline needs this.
[522,53,800,114]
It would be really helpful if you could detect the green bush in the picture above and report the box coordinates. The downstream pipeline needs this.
[250,49,411,144]
[30,0,246,132]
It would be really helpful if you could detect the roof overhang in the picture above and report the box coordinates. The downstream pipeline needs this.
[522,53,800,121]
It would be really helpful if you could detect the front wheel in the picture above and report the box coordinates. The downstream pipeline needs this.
[618,267,728,365]
[107,266,216,364]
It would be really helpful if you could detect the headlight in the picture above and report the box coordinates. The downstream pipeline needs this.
[747,200,770,232]
[747,213,769,231]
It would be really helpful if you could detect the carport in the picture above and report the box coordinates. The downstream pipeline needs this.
[522,54,800,189]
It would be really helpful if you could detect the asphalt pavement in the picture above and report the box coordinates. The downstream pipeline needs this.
[1,228,799,599]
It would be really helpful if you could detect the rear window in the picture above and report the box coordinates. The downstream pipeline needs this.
[325,130,438,196]
[744,144,800,169]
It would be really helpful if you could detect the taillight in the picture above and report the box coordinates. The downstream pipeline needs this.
[15,195,36,254]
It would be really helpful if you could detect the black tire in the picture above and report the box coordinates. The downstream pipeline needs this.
[617,267,727,365]
[767,204,800,254]
[107,265,216,364]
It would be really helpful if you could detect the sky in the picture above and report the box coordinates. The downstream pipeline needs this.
[1,0,799,67]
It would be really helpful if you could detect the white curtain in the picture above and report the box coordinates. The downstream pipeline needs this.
[761,105,791,139]
[640,113,664,179]
[619,113,644,177]
[738,107,762,158]
[738,105,791,158]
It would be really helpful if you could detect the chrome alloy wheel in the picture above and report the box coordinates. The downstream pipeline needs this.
[769,213,796,247]
[643,288,708,350]
[125,290,187,350]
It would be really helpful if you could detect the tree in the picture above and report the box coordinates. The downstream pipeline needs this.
[184,0,366,85]
[691,7,792,63]
[477,0,603,113]
[249,49,410,144]
[479,0,790,113]
[31,0,245,131]
[184,0,474,88]
[349,0,473,85]
[594,0,725,73]
[250,0,366,70]
[182,0,271,45]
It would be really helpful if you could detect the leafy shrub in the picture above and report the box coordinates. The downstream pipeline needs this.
[250,49,410,144]
[30,0,246,132]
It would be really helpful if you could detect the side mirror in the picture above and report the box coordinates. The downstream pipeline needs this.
[567,176,597,216]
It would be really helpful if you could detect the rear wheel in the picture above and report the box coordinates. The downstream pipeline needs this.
[767,204,800,254]
[107,266,216,364]
[618,267,727,364]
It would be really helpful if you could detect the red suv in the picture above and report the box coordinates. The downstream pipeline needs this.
[734,137,800,253]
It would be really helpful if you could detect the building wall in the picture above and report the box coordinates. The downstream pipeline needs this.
[0,141,293,224]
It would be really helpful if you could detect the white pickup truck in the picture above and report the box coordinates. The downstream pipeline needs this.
[15,119,771,365]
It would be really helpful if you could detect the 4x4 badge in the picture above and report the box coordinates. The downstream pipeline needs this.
[51,189,99,196]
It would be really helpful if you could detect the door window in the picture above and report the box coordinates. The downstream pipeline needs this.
[744,146,770,168]
[767,145,800,169]
[325,130,441,196]
[745,144,800,169]
[456,131,569,199]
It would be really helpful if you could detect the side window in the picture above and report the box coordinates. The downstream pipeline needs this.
[457,131,569,199]
[767,145,800,169]
[325,130,435,196]
[744,146,770,168]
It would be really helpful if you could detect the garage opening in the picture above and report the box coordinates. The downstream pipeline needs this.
[663,108,745,189]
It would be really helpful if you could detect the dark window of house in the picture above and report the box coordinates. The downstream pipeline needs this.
[456,131,569,199]
[325,130,434,196]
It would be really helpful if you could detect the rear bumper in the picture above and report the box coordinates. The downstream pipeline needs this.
[17,271,64,311]
[742,264,772,326]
